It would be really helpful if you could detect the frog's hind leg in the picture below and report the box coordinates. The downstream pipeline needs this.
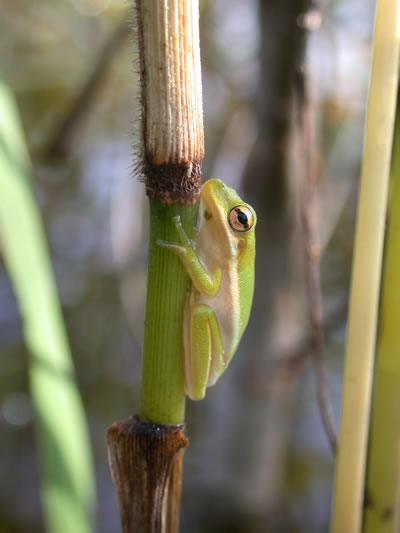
[184,304,225,401]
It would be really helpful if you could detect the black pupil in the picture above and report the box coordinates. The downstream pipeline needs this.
[237,209,248,226]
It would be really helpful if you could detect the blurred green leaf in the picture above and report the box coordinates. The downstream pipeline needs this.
[0,80,95,533]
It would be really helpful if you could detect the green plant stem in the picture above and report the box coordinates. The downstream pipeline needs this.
[108,1,202,528]
[363,106,400,533]
[139,200,198,425]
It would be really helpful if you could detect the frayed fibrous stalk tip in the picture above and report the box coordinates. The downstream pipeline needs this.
[136,0,204,204]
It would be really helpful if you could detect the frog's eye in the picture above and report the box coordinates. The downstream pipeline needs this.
[228,205,254,232]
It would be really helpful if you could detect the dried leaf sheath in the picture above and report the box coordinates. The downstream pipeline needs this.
[107,418,188,533]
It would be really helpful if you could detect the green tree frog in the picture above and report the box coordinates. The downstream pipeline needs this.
[158,179,256,401]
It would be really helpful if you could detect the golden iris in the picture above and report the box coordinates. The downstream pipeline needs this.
[228,205,254,232]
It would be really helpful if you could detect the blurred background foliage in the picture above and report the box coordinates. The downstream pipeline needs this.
[0,0,375,531]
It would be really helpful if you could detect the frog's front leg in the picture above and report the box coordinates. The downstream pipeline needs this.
[184,303,225,401]
[157,216,222,296]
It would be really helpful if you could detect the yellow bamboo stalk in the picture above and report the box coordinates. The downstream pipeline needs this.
[363,109,400,533]
[330,2,400,532]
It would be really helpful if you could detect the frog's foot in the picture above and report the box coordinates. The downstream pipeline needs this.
[156,239,186,255]
[171,216,193,248]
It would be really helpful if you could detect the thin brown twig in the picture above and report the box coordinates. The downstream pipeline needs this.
[294,29,339,454]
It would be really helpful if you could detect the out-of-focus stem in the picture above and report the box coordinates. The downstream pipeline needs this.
[331,2,400,532]
[47,19,130,158]
[363,102,400,533]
